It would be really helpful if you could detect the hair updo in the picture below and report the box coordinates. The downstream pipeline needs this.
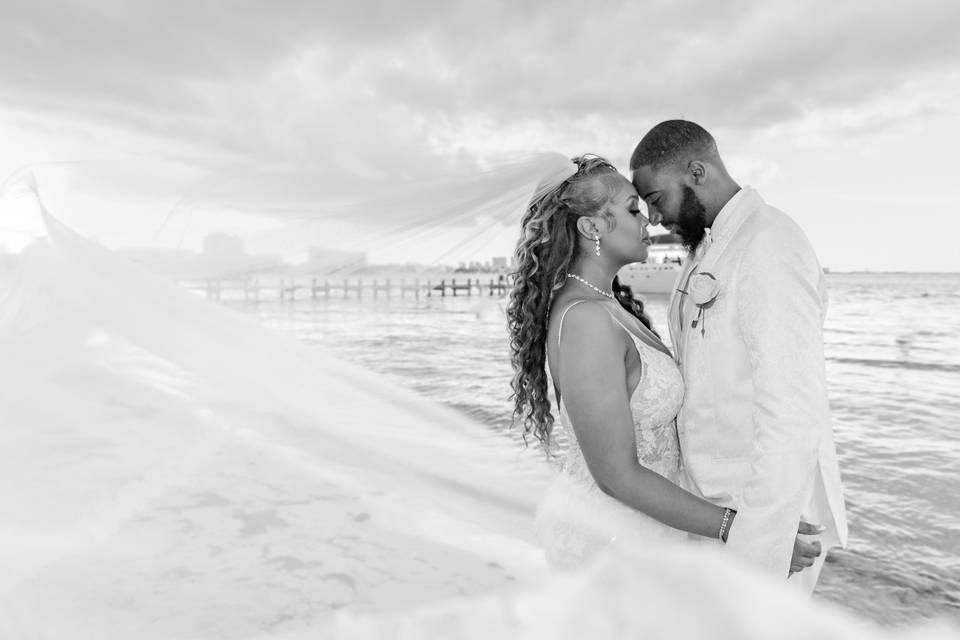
[506,155,657,450]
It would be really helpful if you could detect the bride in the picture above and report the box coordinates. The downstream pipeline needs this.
[1,160,942,639]
[507,155,735,566]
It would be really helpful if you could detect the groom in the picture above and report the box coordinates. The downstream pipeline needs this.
[630,121,848,593]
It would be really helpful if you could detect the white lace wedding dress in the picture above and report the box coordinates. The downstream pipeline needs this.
[535,299,688,568]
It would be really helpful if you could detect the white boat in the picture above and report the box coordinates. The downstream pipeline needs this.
[617,234,685,294]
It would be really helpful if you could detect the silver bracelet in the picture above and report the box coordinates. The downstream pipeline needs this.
[718,507,732,543]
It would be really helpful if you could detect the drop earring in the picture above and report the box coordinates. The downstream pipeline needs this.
[594,235,601,257]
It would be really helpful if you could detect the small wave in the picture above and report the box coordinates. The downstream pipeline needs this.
[827,548,958,590]
[822,548,960,621]
[827,356,960,374]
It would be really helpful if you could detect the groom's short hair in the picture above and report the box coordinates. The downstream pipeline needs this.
[630,120,718,172]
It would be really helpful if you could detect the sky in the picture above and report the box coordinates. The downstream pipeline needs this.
[1,0,959,271]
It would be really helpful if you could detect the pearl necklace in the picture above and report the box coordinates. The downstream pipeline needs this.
[566,273,614,299]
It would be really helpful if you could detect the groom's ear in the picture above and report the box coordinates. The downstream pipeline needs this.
[687,160,707,185]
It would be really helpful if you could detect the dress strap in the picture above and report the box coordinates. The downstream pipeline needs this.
[553,299,593,408]
[557,299,591,348]
[560,298,672,360]
[558,298,651,351]
[600,301,674,359]
[554,298,649,408]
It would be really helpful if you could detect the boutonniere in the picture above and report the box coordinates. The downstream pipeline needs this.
[687,271,720,336]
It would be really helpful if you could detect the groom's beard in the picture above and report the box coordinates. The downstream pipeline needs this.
[675,185,709,252]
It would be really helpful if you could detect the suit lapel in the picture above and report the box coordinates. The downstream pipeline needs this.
[668,256,696,363]
[673,189,762,364]
[697,189,761,275]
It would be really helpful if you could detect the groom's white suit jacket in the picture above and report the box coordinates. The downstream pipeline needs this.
[668,187,848,590]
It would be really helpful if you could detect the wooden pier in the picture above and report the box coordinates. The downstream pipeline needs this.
[195,277,511,301]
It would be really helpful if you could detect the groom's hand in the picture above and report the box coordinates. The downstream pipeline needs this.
[789,520,825,576]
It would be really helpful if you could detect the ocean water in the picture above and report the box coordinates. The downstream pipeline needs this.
[225,272,960,626]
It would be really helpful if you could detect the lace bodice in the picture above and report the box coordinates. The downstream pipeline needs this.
[535,300,686,568]
[556,301,684,485]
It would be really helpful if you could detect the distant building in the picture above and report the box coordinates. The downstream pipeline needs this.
[452,256,514,274]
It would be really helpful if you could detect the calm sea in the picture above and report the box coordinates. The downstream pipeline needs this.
[224,272,960,626]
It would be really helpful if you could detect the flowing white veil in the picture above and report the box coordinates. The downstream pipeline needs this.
[0,159,951,639]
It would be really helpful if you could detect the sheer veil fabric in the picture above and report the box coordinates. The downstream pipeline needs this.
[0,165,951,638]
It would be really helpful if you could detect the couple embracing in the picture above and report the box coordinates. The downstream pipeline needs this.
[507,120,848,593]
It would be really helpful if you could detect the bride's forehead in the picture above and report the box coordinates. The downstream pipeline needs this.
[606,174,638,200]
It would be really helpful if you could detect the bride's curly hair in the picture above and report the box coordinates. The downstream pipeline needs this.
[507,155,656,450]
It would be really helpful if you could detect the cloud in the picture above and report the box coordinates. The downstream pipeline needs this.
[3,0,957,173]
[2,0,959,261]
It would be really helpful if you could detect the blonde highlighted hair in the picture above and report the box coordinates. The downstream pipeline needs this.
[507,155,652,449]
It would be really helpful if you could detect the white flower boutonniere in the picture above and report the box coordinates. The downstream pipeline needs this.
[687,271,720,336]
